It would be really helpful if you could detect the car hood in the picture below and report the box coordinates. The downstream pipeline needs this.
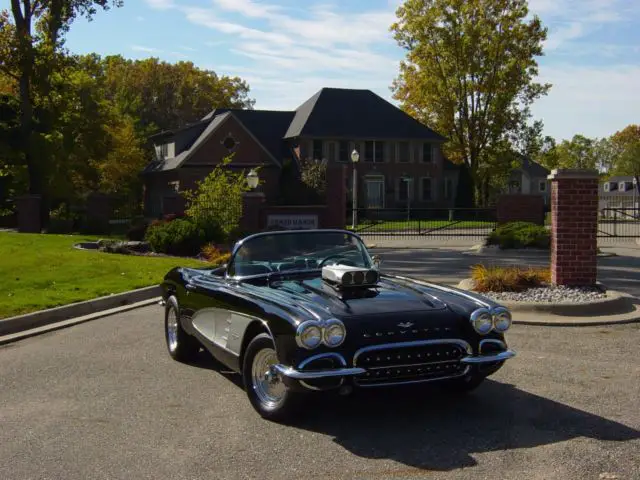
[240,273,500,320]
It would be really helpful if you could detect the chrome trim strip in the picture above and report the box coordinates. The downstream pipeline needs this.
[273,364,365,380]
[353,339,473,366]
[366,359,459,370]
[460,349,516,364]
[355,368,470,388]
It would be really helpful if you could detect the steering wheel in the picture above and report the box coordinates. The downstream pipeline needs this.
[318,254,356,268]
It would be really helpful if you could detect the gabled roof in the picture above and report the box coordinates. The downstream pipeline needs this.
[519,156,550,178]
[143,110,294,173]
[284,87,446,141]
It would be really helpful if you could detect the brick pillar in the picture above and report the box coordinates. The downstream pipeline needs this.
[324,165,347,228]
[549,169,599,286]
[16,195,42,233]
[240,192,265,235]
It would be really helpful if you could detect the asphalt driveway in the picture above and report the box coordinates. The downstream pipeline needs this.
[1,306,639,479]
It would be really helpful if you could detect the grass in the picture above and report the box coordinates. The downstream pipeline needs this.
[471,264,551,293]
[346,219,493,232]
[0,232,206,319]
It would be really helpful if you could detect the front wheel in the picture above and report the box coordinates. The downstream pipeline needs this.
[165,296,200,362]
[242,334,300,422]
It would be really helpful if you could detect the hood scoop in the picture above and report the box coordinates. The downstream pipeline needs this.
[322,264,380,289]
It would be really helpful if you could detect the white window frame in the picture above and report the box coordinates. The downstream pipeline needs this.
[363,175,386,208]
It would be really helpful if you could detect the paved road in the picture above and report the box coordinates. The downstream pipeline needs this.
[1,306,639,480]
[376,247,640,297]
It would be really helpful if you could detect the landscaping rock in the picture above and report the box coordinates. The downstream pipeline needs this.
[484,285,606,304]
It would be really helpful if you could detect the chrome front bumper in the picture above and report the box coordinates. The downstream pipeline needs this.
[274,349,516,381]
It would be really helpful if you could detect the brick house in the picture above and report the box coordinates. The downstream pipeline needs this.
[141,87,457,216]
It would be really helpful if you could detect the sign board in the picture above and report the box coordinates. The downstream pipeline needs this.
[266,214,318,230]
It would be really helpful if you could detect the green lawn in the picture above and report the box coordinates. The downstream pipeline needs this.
[347,219,494,232]
[0,232,206,319]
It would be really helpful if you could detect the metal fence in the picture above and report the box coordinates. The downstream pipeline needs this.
[598,207,640,241]
[347,207,497,239]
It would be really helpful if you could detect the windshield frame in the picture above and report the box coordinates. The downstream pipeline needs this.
[225,229,373,281]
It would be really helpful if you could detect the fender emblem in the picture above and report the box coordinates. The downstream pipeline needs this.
[397,322,414,328]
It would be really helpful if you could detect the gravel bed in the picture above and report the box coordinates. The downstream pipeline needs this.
[484,285,606,304]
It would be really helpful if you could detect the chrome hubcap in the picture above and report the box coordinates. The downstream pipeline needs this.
[167,307,178,352]
[251,348,286,408]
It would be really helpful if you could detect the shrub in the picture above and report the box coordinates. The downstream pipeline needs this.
[487,221,550,249]
[144,218,207,256]
[471,264,551,293]
[201,243,231,265]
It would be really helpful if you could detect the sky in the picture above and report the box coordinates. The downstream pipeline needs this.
[3,0,640,141]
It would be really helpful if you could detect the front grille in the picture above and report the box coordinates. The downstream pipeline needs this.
[353,340,471,387]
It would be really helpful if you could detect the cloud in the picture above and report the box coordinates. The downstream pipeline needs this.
[532,64,640,139]
[130,45,161,53]
[144,0,174,9]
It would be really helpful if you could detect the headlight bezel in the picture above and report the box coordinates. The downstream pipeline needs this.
[492,306,512,332]
[323,318,346,347]
[295,318,347,349]
[295,320,323,350]
[470,308,494,335]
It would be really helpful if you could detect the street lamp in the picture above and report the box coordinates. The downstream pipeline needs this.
[351,149,360,229]
[247,169,259,189]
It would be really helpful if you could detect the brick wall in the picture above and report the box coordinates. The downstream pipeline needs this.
[496,194,545,225]
[549,170,599,286]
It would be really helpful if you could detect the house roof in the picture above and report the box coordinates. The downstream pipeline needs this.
[284,88,446,141]
[519,156,550,178]
[144,87,448,174]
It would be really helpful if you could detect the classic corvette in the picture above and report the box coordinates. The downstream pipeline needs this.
[160,229,516,421]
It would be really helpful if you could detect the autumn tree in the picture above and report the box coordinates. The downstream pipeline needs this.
[391,0,550,205]
[609,125,640,191]
[99,56,254,136]
[0,0,122,204]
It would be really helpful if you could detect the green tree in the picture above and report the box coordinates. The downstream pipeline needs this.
[391,0,550,204]
[0,0,122,205]
[99,56,254,135]
[183,156,257,241]
[553,134,598,170]
[609,125,640,191]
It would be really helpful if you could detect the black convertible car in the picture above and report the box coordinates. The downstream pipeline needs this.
[160,229,516,421]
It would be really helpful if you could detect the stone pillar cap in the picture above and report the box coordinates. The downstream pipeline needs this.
[548,169,599,180]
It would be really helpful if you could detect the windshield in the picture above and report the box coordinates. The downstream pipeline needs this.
[228,231,372,278]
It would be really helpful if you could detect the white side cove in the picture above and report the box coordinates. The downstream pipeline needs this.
[191,307,255,356]
[322,265,380,288]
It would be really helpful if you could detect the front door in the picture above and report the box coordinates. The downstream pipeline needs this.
[365,179,384,208]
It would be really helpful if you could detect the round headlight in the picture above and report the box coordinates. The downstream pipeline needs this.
[470,308,493,335]
[296,321,322,349]
[323,319,346,347]
[493,307,512,332]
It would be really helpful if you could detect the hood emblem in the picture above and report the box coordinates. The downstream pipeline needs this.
[397,322,414,328]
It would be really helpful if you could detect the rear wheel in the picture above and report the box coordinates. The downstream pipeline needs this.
[164,296,200,362]
[242,334,300,422]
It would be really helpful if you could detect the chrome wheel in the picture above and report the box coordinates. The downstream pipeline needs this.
[251,347,286,408]
[166,307,178,353]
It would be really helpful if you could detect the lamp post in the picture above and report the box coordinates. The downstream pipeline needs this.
[247,169,259,190]
[351,149,360,229]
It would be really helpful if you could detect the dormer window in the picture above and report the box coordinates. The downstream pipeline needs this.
[222,134,238,151]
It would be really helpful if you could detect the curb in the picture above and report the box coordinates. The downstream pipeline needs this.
[464,245,617,257]
[0,298,161,346]
[456,279,640,325]
[0,285,162,337]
